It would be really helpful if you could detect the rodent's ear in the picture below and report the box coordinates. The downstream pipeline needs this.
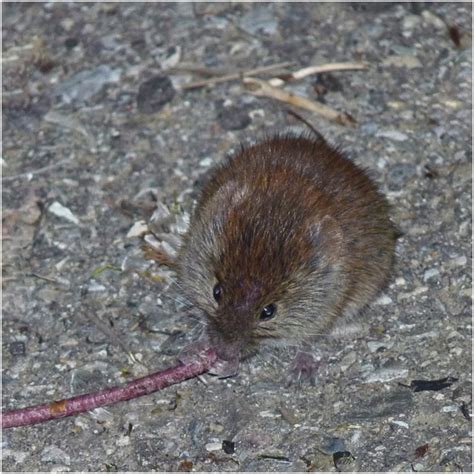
[308,215,344,263]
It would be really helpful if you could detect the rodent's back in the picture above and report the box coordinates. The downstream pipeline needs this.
[195,135,395,255]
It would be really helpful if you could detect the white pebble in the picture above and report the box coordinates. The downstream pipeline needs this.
[126,220,149,238]
[259,410,281,418]
[421,10,446,29]
[398,286,428,301]
[199,157,213,167]
[423,268,440,282]
[87,280,106,292]
[402,14,420,30]
[374,295,393,305]
[395,277,406,286]
[364,366,409,383]
[376,130,409,142]
[205,442,222,452]
[116,436,130,447]
[48,201,80,225]
[441,405,458,413]
[391,420,409,429]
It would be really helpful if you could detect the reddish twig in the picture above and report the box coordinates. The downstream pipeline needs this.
[2,348,217,429]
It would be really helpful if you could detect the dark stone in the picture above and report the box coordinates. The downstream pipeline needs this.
[216,102,251,131]
[9,341,26,356]
[64,37,79,49]
[222,440,235,454]
[137,75,176,114]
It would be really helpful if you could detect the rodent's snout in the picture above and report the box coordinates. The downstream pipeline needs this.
[211,335,243,362]
[207,333,245,378]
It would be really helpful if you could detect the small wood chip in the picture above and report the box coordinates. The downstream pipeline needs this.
[267,61,369,87]
[243,77,356,126]
[180,61,294,90]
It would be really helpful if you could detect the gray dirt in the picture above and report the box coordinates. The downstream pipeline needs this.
[2,2,472,472]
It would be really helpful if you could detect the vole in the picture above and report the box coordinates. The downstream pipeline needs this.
[177,134,397,380]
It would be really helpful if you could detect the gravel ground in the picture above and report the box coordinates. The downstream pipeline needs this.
[2,2,472,472]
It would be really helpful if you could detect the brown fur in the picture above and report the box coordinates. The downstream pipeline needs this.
[178,135,397,367]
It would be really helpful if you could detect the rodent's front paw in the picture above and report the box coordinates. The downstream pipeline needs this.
[207,357,240,379]
[285,351,321,386]
[179,339,240,378]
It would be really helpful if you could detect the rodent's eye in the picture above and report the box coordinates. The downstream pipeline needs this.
[259,304,276,321]
[213,283,222,303]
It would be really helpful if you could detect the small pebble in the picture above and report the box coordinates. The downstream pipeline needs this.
[199,157,213,167]
[87,280,106,293]
[367,341,393,353]
[333,451,356,472]
[363,364,409,383]
[48,201,80,225]
[374,295,393,305]
[9,341,26,356]
[222,440,235,454]
[40,446,71,465]
[412,462,425,471]
[137,75,176,114]
[423,268,440,282]
[259,410,280,418]
[209,422,224,434]
[441,405,458,413]
[56,65,121,104]
[50,466,71,473]
[64,37,78,49]
[382,55,422,69]
[421,10,446,29]
[205,442,222,452]
[126,220,149,238]
[391,420,409,429]
[402,14,420,30]
[398,286,428,301]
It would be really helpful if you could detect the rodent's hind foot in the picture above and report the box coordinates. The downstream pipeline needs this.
[285,351,321,387]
